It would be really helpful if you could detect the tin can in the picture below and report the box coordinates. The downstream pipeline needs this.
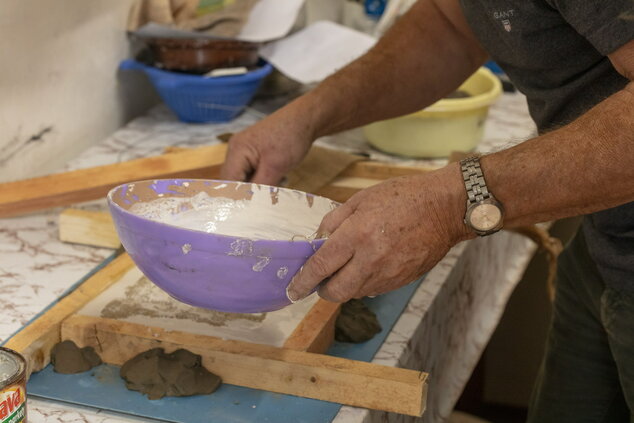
[0,348,26,423]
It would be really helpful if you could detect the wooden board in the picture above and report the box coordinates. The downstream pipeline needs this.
[339,161,434,179]
[283,299,341,353]
[0,144,228,219]
[0,141,432,219]
[59,209,119,249]
[62,314,427,416]
[318,162,434,203]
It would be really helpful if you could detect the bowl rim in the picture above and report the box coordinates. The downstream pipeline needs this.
[119,58,273,84]
[146,37,261,49]
[412,67,503,114]
[107,178,336,246]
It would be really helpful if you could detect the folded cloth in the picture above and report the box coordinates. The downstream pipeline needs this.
[127,0,198,30]
[127,0,259,38]
[180,0,259,37]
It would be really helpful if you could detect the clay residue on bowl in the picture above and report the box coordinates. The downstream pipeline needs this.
[121,180,337,241]
[252,256,271,272]
[113,180,255,210]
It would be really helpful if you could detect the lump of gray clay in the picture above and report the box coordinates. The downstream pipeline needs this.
[335,299,382,343]
[50,340,102,374]
[120,348,222,400]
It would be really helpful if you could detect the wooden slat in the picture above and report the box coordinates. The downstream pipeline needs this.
[316,168,430,203]
[0,138,433,219]
[0,144,227,218]
[62,315,427,416]
[59,209,120,249]
[340,161,434,179]
[330,176,385,189]
[4,254,135,374]
[283,299,340,354]
[286,147,363,193]
[315,185,370,204]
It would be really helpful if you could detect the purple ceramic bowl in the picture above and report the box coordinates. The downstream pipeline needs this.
[107,179,337,313]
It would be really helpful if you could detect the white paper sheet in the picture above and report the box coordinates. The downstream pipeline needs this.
[132,0,304,42]
[238,0,305,41]
[259,20,377,84]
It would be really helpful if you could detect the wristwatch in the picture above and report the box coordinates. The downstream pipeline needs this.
[460,156,504,236]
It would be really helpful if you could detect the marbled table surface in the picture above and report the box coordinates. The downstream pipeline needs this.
[0,92,537,422]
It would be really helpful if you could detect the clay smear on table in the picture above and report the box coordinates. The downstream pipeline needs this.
[100,276,266,326]
[129,186,337,241]
[77,266,319,347]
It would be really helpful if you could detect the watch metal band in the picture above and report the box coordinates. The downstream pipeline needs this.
[460,156,490,205]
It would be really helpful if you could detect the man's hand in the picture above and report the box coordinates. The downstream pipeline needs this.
[220,0,485,184]
[220,105,315,184]
[286,164,470,303]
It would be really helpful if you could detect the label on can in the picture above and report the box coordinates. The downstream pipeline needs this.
[0,386,25,423]
[0,348,26,423]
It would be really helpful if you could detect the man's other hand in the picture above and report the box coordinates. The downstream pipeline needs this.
[286,164,471,303]
[220,107,315,185]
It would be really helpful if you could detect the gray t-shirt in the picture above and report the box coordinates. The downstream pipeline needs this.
[459,0,634,289]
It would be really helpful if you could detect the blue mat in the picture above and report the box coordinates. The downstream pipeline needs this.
[26,271,423,423]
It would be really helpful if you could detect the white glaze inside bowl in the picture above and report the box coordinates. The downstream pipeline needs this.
[129,185,337,241]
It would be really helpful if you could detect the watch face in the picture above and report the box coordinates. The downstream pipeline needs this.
[470,203,502,232]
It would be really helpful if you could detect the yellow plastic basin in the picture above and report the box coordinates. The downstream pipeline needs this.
[363,67,502,158]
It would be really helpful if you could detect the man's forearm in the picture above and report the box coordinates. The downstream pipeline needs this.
[286,0,488,139]
[479,83,634,230]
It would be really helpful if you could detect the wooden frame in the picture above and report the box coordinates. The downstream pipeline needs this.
[283,299,341,353]
[61,314,427,416]
[6,252,427,416]
[59,209,120,249]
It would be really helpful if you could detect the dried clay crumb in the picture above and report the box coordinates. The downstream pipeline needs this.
[335,299,382,343]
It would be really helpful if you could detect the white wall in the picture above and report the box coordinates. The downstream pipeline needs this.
[0,0,158,183]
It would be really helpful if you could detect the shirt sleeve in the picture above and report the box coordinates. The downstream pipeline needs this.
[549,0,634,55]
